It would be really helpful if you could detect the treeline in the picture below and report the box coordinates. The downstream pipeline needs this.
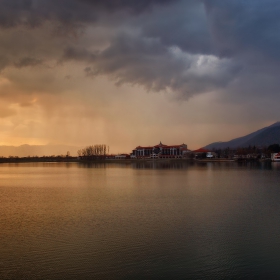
[77,144,109,159]
[0,156,77,163]
[211,144,280,158]
[234,144,280,155]
[267,144,280,153]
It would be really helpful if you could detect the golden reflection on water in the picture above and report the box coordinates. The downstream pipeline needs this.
[0,162,280,279]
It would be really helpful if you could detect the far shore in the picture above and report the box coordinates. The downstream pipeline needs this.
[0,157,271,164]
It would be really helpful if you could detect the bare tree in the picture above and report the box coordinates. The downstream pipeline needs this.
[77,144,109,159]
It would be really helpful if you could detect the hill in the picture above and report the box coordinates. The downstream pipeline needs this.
[205,122,280,150]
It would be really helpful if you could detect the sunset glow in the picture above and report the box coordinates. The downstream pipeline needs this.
[0,0,278,154]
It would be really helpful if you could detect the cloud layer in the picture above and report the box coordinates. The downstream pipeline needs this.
[1,0,279,100]
[0,0,279,149]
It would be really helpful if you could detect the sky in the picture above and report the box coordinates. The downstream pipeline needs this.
[0,0,280,154]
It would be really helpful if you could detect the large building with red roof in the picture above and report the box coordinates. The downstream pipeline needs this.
[131,142,190,159]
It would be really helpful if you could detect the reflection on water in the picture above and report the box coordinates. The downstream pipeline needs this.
[76,159,279,171]
[131,160,192,169]
[117,159,275,171]
[0,162,280,279]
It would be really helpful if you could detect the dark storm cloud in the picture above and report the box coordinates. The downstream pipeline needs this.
[0,0,177,28]
[14,57,43,68]
[63,47,97,62]
[1,0,280,101]
[63,33,240,98]
[201,0,280,101]
[67,0,280,99]
[0,0,95,27]
[204,0,280,58]
[80,0,177,13]
[140,0,214,55]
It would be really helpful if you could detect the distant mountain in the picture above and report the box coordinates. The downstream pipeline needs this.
[0,144,81,157]
[204,122,280,150]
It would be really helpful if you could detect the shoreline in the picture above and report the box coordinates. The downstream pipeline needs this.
[0,157,272,164]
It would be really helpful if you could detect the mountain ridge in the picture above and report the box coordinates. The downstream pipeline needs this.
[204,122,280,150]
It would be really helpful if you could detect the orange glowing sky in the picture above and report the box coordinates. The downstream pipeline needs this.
[0,1,279,154]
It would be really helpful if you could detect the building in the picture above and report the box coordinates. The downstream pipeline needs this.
[271,153,280,162]
[115,154,130,160]
[131,142,189,159]
[192,148,211,159]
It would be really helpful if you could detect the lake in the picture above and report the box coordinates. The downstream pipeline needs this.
[0,161,280,279]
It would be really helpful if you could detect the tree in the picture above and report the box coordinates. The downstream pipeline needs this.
[77,145,109,159]
[268,144,280,153]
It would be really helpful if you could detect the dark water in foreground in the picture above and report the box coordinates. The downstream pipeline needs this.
[1,161,280,279]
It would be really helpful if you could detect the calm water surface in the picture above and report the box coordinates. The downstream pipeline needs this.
[1,161,280,279]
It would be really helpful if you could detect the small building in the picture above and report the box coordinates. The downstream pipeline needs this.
[271,153,280,162]
[192,148,211,159]
[206,152,217,158]
[115,154,130,160]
